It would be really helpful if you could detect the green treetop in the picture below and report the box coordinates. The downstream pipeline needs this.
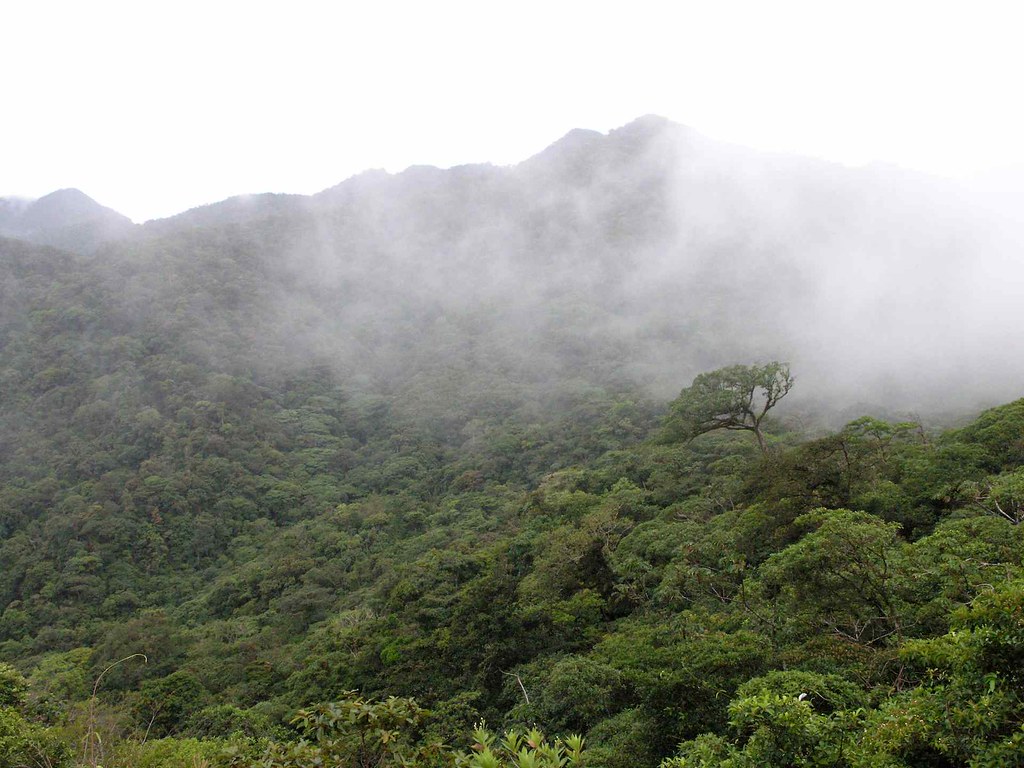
[664,362,793,454]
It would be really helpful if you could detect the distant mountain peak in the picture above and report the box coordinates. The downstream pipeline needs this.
[0,188,135,252]
[22,188,129,226]
[608,114,695,148]
[516,115,692,187]
[540,126,604,155]
[38,187,93,202]
[621,113,673,129]
[30,188,111,218]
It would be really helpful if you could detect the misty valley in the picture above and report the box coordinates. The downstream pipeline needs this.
[1,117,1022,767]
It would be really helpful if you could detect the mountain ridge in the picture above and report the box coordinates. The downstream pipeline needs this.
[0,187,136,253]
[0,116,719,241]
[2,116,1020,412]
[0,115,961,250]
[1,115,1023,768]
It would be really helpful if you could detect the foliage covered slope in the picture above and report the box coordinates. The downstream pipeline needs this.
[1,117,1022,766]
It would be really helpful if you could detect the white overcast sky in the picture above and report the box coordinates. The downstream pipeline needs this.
[2,0,1022,222]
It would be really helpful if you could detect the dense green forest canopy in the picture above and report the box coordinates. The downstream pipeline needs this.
[1,118,1023,766]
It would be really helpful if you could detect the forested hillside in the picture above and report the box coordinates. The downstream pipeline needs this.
[1,117,1022,767]
[0,189,136,254]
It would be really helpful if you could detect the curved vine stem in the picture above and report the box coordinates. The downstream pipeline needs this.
[82,653,148,767]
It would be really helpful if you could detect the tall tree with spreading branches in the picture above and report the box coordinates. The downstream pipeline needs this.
[664,362,793,454]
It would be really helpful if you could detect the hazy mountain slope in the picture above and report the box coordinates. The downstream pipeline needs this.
[0,188,136,252]
[141,192,311,235]
[2,119,1024,767]
[7,117,1021,417]
[110,115,1020,416]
